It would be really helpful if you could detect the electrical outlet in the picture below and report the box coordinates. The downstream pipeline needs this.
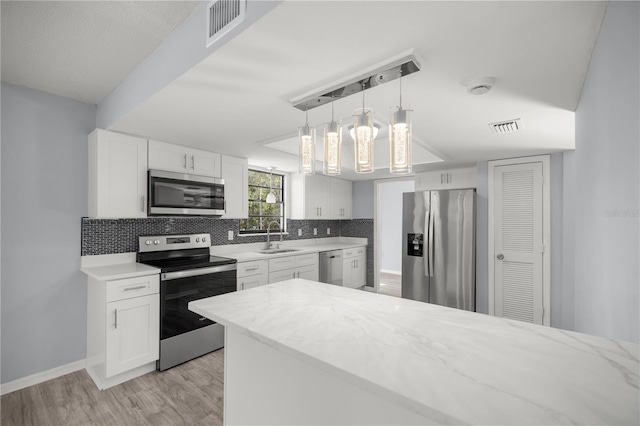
[228,230,234,241]
[297,229,302,237]
[327,228,331,235]
[313,228,317,236]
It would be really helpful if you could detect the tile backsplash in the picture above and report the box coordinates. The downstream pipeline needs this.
[81,217,374,286]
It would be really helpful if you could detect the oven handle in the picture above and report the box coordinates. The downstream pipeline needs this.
[162,264,237,281]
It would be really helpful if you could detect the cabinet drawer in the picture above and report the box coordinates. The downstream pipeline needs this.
[106,274,159,303]
[344,247,366,259]
[295,253,318,267]
[269,256,297,272]
[237,260,268,278]
[355,247,366,256]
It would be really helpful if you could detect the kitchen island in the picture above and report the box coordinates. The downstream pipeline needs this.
[189,279,639,425]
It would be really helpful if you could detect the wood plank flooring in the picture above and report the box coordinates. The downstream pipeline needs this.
[379,271,402,298]
[1,349,225,426]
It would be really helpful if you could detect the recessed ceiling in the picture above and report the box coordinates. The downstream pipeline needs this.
[1,1,607,180]
[1,0,200,104]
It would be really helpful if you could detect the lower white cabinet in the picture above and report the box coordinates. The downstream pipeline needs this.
[343,247,367,289]
[237,259,268,291]
[105,294,159,377]
[268,253,319,283]
[87,273,160,389]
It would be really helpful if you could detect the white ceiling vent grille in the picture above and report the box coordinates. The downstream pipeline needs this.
[207,0,246,47]
[489,119,522,134]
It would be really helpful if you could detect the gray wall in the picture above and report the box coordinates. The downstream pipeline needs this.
[352,180,374,219]
[378,180,414,273]
[1,83,96,383]
[566,1,639,343]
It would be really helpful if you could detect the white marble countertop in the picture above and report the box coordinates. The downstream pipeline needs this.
[190,279,639,425]
[81,262,160,281]
[210,237,367,262]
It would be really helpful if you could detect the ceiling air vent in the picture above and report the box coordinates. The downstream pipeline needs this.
[489,119,522,134]
[206,0,246,47]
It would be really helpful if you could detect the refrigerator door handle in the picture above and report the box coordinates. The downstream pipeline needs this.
[424,209,430,277]
[428,197,435,278]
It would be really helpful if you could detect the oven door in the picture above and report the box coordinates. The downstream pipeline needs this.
[160,264,236,340]
[149,169,225,216]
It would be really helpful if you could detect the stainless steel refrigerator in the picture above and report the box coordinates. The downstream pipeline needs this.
[401,190,476,311]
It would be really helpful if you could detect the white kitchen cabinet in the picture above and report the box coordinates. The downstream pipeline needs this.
[330,178,353,219]
[290,174,353,220]
[342,247,367,289]
[148,139,221,178]
[237,259,268,291]
[86,273,159,389]
[221,155,249,219]
[415,167,477,191]
[268,253,319,283]
[88,129,148,218]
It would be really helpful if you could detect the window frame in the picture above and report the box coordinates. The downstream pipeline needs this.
[239,169,286,234]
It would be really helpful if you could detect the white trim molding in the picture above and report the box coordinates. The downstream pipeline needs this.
[488,155,551,326]
[0,359,86,396]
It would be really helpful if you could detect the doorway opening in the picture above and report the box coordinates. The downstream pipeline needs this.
[375,179,415,297]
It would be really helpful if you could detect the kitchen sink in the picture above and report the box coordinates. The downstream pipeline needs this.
[256,248,300,255]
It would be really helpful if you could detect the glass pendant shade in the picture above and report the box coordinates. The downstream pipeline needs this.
[299,124,316,174]
[353,108,375,174]
[323,121,342,175]
[390,109,412,174]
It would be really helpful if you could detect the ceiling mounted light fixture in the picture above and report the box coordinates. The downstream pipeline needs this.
[389,69,412,174]
[299,108,315,175]
[353,80,375,174]
[266,166,277,203]
[323,95,342,176]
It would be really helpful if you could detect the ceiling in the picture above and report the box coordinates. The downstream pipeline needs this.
[1,1,607,181]
[1,1,200,104]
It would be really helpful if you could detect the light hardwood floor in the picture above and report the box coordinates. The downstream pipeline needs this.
[1,349,225,426]
[379,272,401,298]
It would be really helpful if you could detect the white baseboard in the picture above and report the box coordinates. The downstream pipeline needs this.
[380,269,401,276]
[0,359,86,396]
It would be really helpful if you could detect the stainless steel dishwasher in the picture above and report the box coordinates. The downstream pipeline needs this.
[319,250,343,286]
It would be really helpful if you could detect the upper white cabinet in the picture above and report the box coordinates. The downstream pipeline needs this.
[415,167,477,191]
[330,178,352,219]
[290,174,353,220]
[88,129,148,218]
[221,155,248,219]
[148,140,221,178]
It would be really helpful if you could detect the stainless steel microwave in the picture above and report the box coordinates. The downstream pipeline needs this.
[148,170,225,216]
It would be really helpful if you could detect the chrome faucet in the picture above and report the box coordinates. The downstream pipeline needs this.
[265,221,283,250]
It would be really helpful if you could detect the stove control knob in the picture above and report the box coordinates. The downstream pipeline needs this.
[154,239,160,245]
[202,237,207,243]
[195,237,200,242]
[145,240,151,246]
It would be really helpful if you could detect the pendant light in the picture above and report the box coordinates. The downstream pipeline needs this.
[323,95,342,175]
[353,81,375,174]
[389,69,412,174]
[266,167,277,204]
[299,108,316,174]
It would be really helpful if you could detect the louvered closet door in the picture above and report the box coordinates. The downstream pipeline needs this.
[494,162,543,324]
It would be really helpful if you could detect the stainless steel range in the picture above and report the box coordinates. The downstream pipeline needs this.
[137,233,237,371]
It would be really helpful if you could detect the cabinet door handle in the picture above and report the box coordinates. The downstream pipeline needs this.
[320,207,322,216]
[245,266,259,271]
[441,173,443,184]
[183,154,187,169]
[191,155,195,170]
[140,196,145,212]
[123,285,146,292]
[240,282,245,290]
[114,309,118,329]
